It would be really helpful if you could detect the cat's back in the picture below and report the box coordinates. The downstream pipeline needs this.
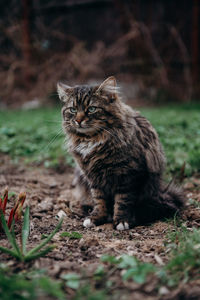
[121,103,165,173]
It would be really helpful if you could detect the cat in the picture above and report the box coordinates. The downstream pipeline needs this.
[57,76,185,230]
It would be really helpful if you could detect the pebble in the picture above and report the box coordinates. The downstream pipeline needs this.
[57,210,67,219]
[38,197,53,212]
[159,286,170,295]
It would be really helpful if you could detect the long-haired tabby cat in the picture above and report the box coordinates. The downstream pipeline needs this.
[57,76,185,230]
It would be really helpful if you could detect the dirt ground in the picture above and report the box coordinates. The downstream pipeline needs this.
[0,154,200,300]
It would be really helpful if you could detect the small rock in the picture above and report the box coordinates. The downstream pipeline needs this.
[32,213,43,218]
[49,180,58,188]
[133,232,140,237]
[57,210,67,219]
[38,197,53,212]
[187,192,193,198]
[79,237,99,250]
[154,254,164,265]
[159,286,170,295]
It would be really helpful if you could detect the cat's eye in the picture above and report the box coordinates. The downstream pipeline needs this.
[88,106,96,113]
[69,107,77,114]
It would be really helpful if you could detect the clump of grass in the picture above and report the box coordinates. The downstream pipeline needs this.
[161,226,200,286]
[101,254,155,284]
[0,265,65,300]
[0,206,63,262]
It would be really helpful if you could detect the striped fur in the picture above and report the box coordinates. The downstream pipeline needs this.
[57,76,185,229]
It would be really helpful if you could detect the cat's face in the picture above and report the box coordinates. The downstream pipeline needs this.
[57,77,120,136]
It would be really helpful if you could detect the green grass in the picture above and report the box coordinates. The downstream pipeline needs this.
[0,266,65,300]
[0,103,200,173]
[141,103,200,175]
[160,225,200,287]
[0,107,73,168]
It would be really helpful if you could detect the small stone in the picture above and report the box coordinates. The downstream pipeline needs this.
[79,237,99,249]
[159,286,170,295]
[154,254,164,265]
[32,213,43,219]
[38,197,53,212]
[57,210,67,219]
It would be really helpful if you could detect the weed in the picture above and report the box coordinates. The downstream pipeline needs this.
[60,231,83,239]
[0,207,63,262]
[161,226,200,286]
[101,254,155,284]
[0,188,26,230]
[61,273,81,289]
[0,266,65,300]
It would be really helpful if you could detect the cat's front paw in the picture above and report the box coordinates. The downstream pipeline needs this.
[116,222,129,231]
[83,218,94,228]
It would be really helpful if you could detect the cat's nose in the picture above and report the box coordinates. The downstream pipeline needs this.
[75,119,82,125]
[75,112,85,125]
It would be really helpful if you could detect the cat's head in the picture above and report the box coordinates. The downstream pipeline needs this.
[57,76,121,136]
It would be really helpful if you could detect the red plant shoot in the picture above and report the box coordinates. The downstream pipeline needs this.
[0,188,26,231]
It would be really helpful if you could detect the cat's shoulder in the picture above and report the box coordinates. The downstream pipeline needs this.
[122,104,152,127]
[127,108,154,130]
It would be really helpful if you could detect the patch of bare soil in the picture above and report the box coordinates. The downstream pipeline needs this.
[0,154,200,300]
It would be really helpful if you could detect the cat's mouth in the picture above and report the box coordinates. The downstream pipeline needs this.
[75,127,96,134]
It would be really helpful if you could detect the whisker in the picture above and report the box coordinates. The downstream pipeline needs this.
[39,128,64,154]
[92,125,120,143]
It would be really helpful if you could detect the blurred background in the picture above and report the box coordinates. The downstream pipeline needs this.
[0,0,199,108]
[0,0,200,175]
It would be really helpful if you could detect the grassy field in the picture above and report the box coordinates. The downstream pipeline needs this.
[0,103,200,175]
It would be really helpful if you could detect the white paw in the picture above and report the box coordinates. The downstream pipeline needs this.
[83,218,93,228]
[116,222,129,231]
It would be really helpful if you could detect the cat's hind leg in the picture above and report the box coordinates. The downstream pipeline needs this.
[70,167,93,216]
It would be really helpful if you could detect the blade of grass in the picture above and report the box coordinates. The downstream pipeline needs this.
[10,226,23,260]
[22,207,30,255]
[0,210,19,255]
[0,246,20,259]
[25,245,55,261]
[26,218,63,257]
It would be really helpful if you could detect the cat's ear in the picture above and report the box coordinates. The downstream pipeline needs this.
[57,82,73,102]
[97,76,117,93]
[96,76,119,100]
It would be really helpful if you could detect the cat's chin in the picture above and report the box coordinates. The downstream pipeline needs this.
[75,127,96,134]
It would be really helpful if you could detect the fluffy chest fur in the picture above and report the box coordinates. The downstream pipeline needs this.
[67,138,105,159]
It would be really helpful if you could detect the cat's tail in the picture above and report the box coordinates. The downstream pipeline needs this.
[136,179,186,225]
[158,181,186,217]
